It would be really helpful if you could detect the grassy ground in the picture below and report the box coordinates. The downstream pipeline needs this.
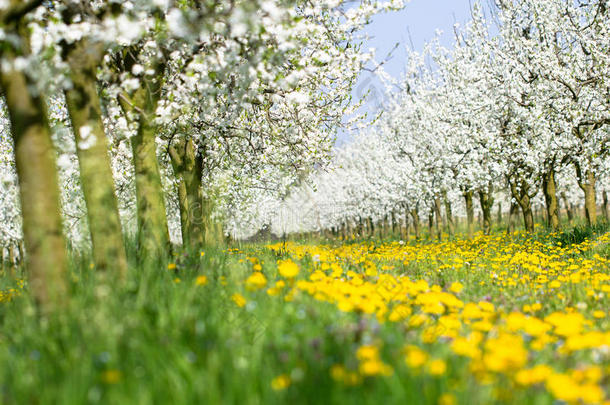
[0,223,609,404]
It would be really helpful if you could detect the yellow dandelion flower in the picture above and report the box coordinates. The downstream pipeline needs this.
[593,310,606,319]
[245,272,267,291]
[195,275,208,286]
[427,359,447,376]
[404,345,428,368]
[449,281,463,293]
[231,293,247,308]
[356,345,379,361]
[278,259,299,278]
[438,393,456,405]
[101,369,122,384]
[271,374,291,391]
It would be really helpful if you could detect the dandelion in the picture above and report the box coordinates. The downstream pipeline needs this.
[449,281,463,293]
[592,310,605,319]
[359,359,393,376]
[271,374,291,391]
[101,369,122,384]
[245,272,267,291]
[515,365,553,386]
[231,293,246,308]
[404,345,428,368]
[427,359,447,376]
[278,259,299,278]
[356,345,379,361]
[438,393,456,405]
[167,263,177,271]
[195,275,208,286]
[330,364,346,381]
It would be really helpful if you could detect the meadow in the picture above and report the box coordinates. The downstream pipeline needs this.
[1,223,609,404]
[1,1,609,404]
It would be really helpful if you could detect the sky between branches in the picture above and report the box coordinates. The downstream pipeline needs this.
[340,0,482,144]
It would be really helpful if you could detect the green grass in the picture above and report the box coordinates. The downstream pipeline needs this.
[0,247,402,405]
[0,224,607,404]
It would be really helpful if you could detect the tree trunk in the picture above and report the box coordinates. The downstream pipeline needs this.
[403,212,410,241]
[542,169,560,231]
[561,192,573,222]
[478,190,493,235]
[119,60,170,261]
[1,245,6,274]
[382,215,389,239]
[169,136,204,249]
[496,202,502,225]
[464,190,474,238]
[518,195,534,232]
[173,169,190,246]
[434,198,442,240]
[575,163,597,226]
[443,193,455,237]
[63,39,127,276]
[509,180,535,233]
[367,217,374,238]
[602,190,609,222]
[582,171,597,226]
[0,64,68,310]
[17,241,23,265]
[8,244,15,269]
[131,116,170,259]
[507,201,519,233]
[410,209,420,240]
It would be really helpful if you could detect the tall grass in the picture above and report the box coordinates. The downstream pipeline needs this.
[0,223,607,404]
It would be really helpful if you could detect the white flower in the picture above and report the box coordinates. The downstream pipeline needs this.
[78,126,97,150]
[152,0,171,10]
[131,64,144,75]
[122,78,141,92]
[229,9,248,37]
[167,8,189,38]
[286,91,310,105]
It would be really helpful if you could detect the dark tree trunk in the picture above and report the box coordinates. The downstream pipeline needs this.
[410,209,421,239]
[464,190,475,238]
[542,168,560,231]
[509,179,536,233]
[478,190,493,235]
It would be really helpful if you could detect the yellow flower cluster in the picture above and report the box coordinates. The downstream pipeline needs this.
[0,279,24,303]
[263,231,610,403]
[356,345,393,377]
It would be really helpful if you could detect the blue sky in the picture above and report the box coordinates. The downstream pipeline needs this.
[362,0,476,77]
[338,0,478,143]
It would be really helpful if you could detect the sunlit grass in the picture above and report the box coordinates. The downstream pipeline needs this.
[0,225,609,404]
